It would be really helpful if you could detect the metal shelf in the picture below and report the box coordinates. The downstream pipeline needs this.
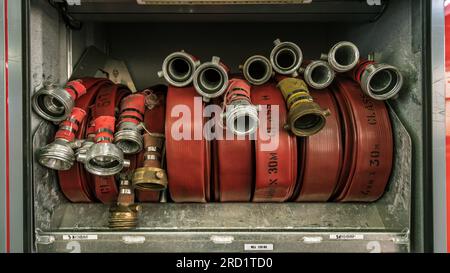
[60,0,386,22]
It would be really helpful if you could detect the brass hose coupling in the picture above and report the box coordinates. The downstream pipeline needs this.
[109,175,141,229]
[277,78,330,137]
[132,133,168,191]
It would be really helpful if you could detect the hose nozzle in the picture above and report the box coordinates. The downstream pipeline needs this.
[32,81,87,122]
[270,39,303,77]
[132,133,168,191]
[355,61,404,100]
[321,41,360,73]
[193,56,229,101]
[158,51,200,87]
[299,60,335,90]
[278,78,330,137]
[241,55,273,86]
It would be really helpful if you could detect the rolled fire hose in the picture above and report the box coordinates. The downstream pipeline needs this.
[293,89,343,202]
[251,82,297,202]
[352,59,403,100]
[277,77,330,137]
[331,78,393,202]
[270,39,303,77]
[166,86,211,202]
[213,79,254,202]
[114,93,146,154]
[89,85,130,204]
[321,41,360,73]
[299,60,335,90]
[133,87,168,202]
[56,80,113,202]
[241,55,273,86]
[158,51,200,87]
[32,78,110,122]
[193,56,230,101]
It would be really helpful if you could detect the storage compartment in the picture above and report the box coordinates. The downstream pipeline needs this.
[30,0,423,252]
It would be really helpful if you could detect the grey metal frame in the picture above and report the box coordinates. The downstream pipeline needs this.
[431,0,447,253]
[0,0,24,253]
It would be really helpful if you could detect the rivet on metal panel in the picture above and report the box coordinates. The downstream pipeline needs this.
[122,236,146,244]
[302,236,323,244]
[210,235,234,244]
[35,235,55,245]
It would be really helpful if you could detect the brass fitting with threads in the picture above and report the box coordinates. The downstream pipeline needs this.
[132,133,168,191]
[277,77,330,137]
[109,175,141,229]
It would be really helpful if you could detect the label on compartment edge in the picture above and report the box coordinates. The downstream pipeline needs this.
[63,234,98,240]
[329,234,364,240]
[244,243,274,251]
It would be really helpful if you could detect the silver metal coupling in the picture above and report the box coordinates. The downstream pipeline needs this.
[158,51,200,87]
[114,122,144,155]
[193,56,229,101]
[299,60,335,90]
[241,55,273,86]
[359,62,404,100]
[321,41,360,73]
[223,78,259,136]
[37,139,83,171]
[32,83,75,122]
[270,39,303,77]
[77,142,130,176]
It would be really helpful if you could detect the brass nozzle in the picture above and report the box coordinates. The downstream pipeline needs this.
[277,78,330,137]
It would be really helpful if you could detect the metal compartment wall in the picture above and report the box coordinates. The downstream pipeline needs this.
[14,0,439,252]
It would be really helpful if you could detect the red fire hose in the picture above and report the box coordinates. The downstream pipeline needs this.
[251,82,297,202]
[58,78,113,202]
[166,86,211,202]
[331,78,393,202]
[91,84,131,204]
[213,79,253,202]
[293,89,343,202]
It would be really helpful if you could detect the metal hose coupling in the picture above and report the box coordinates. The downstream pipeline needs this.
[158,50,200,87]
[32,80,87,122]
[193,56,230,101]
[37,107,87,170]
[277,78,330,137]
[77,116,130,176]
[270,39,303,77]
[114,93,146,154]
[222,78,259,136]
[352,59,403,100]
[240,55,273,86]
[132,133,168,191]
[299,60,335,90]
[321,41,360,73]
[109,175,141,229]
